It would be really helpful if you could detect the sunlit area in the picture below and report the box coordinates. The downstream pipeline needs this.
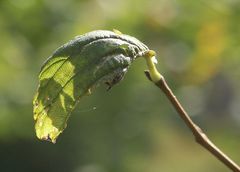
[0,0,240,171]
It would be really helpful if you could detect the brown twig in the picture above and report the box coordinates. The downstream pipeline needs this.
[144,70,240,172]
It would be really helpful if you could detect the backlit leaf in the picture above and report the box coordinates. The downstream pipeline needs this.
[33,30,149,143]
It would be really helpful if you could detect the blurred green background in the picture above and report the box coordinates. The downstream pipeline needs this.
[0,0,240,171]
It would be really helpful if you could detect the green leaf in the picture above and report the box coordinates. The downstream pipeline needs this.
[33,30,149,143]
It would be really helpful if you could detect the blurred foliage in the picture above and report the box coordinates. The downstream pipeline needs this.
[0,0,240,171]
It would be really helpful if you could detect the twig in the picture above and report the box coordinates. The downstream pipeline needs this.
[144,70,240,172]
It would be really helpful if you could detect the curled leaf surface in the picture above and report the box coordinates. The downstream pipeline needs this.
[33,30,149,143]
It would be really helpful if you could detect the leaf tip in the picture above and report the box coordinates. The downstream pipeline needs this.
[35,113,61,144]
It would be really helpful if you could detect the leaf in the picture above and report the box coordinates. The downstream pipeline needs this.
[33,30,149,143]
